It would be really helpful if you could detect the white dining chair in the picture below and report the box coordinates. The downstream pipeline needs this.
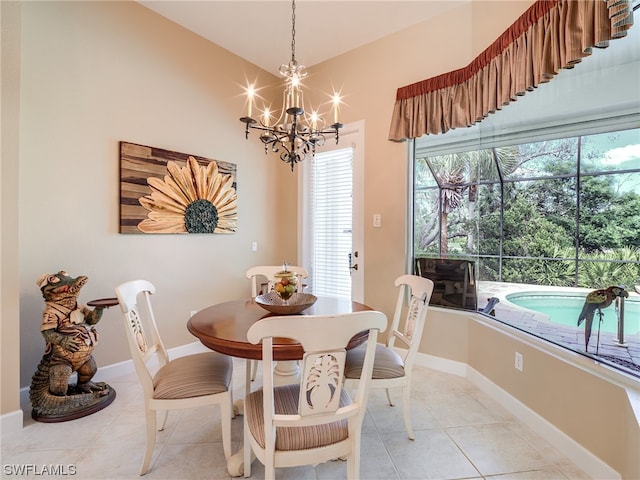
[344,274,434,440]
[245,265,309,383]
[242,310,387,480]
[115,280,234,475]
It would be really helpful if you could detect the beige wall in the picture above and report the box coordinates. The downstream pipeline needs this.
[12,1,295,390]
[3,1,637,478]
[1,0,23,420]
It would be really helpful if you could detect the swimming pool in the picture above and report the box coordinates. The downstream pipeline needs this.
[504,292,640,335]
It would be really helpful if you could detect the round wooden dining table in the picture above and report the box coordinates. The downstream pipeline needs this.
[187,296,372,361]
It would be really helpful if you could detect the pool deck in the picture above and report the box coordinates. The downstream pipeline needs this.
[477,282,640,378]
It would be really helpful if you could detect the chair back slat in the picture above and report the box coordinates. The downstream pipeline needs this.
[299,349,346,417]
[403,295,423,339]
[389,274,434,368]
[115,280,170,396]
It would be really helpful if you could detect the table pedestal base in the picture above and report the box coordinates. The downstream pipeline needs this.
[273,360,299,381]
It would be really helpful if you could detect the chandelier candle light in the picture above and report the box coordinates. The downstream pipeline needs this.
[240,0,343,171]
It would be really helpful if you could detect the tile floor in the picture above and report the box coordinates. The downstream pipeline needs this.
[1,357,592,480]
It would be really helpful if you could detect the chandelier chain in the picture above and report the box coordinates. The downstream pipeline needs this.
[291,0,296,63]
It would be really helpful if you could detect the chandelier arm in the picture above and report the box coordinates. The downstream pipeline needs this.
[317,127,342,135]
[246,124,276,134]
[312,133,326,148]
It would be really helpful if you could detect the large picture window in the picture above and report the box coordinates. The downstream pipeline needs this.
[411,12,639,376]
[413,128,640,376]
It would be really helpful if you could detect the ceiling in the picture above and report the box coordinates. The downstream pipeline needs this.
[137,1,469,76]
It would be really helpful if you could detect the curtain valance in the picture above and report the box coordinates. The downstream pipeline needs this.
[388,0,634,141]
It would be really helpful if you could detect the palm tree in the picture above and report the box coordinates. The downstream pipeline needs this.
[424,148,519,256]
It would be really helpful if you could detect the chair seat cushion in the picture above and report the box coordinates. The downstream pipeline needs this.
[153,352,232,399]
[245,383,351,451]
[345,343,405,380]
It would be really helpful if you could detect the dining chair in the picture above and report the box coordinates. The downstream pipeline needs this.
[344,274,434,440]
[242,310,387,480]
[246,265,309,383]
[115,280,234,476]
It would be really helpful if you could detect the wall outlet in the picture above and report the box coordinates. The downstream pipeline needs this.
[373,214,382,228]
[514,352,524,371]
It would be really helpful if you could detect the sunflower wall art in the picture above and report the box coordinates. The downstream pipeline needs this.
[119,142,237,234]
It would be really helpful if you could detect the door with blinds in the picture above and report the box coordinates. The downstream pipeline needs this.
[300,121,364,302]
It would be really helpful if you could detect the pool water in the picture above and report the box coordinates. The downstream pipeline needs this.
[505,293,640,335]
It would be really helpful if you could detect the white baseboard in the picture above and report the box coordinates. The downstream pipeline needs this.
[414,351,620,480]
[93,341,209,382]
[413,351,468,377]
[92,341,209,383]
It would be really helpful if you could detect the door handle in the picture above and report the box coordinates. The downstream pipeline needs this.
[348,252,358,271]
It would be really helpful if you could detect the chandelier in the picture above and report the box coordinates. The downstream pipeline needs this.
[240,0,343,172]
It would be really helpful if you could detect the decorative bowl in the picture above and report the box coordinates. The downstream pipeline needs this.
[255,292,317,315]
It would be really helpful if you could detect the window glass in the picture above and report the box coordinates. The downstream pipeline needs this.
[579,171,640,255]
[501,179,574,257]
[415,157,438,188]
[504,138,578,179]
[413,187,439,256]
[581,129,640,174]
[413,128,639,318]
[477,183,501,256]
[478,257,500,282]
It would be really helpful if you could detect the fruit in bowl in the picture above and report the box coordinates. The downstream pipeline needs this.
[273,270,297,301]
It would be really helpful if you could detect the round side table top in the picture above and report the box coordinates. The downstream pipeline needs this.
[87,298,119,308]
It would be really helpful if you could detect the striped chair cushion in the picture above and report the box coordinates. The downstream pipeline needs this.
[245,383,351,450]
[153,352,232,399]
[344,343,405,380]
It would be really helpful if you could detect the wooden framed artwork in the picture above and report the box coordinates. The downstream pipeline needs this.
[119,142,237,234]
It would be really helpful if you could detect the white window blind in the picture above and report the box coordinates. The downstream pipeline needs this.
[309,147,353,299]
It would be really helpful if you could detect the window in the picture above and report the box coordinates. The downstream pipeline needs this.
[414,127,640,375]
[411,15,640,376]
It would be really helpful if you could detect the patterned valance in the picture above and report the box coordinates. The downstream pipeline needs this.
[388,0,634,141]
